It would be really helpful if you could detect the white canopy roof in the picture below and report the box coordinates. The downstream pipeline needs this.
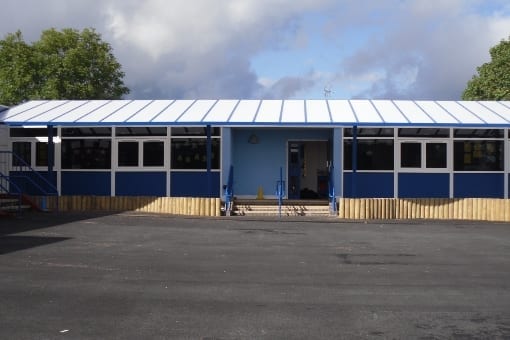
[2,99,510,127]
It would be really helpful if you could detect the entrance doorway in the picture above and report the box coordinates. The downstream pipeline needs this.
[287,141,330,199]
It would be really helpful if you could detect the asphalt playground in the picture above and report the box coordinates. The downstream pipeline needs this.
[1,212,510,339]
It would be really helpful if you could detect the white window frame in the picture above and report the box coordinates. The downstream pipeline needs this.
[397,139,451,172]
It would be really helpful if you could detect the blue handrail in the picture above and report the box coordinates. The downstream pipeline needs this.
[275,167,285,218]
[0,172,22,213]
[0,151,58,211]
[223,165,234,216]
[328,163,337,214]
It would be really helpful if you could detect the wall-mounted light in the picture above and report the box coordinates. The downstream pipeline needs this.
[248,134,259,144]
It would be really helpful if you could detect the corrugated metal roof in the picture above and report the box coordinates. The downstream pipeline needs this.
[2,99,510,127]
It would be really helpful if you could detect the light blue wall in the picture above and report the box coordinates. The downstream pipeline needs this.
[232,128,332,197]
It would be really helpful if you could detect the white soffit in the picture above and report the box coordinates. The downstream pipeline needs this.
[229,100,260,123]
[255,100,282,123]
[101,100,153,123]
[437,101,484,125]
[77,100,132,123]
[371,100,408,124]
[281,100,305,123]
[204,100,239,123]
[393,100,434,124]
[415,101,459,124]
[151,100,195,123]
[328,100,357,124]
[4,99,510,127]
[306,100,331,123]
[127,100,175,123]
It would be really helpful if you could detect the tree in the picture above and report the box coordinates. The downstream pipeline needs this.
[462,37,510,100]
[0,28,129,106]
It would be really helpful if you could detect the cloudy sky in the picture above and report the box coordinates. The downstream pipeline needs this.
[1,0,509,100]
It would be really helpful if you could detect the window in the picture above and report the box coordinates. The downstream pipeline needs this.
[400,141,448,170]
[171,139,220,169]
[36,142,49,167]
[344,128,394,137]
[398,128,449,138]
[344,140,394,170]
[10,127,57,137]
[12,142,31,166]
[117,140,165,167]
[62,127,112,137]
[171,127,221,136]
[61,139,111,169]
[426,143,447,168]
[454,140,503,171]
[118,142,138,167]
[116,127,167,136]
[400,142,421,168]
[143,141,164,166]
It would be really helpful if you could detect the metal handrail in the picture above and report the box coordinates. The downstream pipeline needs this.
[0,172,22,212]
[223,165,234,216]
[0,151,58,211]
[328,163,337,214]
[275,167,285,218]
[1,151,58,195]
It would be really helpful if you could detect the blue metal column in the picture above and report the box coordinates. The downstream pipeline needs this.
[352,125,358,198]
[206,124,212,197]
[333,128,342,198]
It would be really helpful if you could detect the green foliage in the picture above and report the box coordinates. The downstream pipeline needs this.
[0,28,129,106]
[463,37,510,100]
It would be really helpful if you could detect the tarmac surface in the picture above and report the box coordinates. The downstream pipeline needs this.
[1,212,510,339]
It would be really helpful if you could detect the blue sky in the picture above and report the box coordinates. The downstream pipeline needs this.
[0,0,509,100]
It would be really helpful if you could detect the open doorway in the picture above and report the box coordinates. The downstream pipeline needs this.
[287,140,330,199]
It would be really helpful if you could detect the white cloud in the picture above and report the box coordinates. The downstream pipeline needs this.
[0,0,509,100]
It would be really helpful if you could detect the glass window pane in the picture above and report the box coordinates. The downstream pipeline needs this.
[454,140,503,171]
[10,127,57,137]
[454,129,504,138]
[143,141,164,166]
[36,142,48,167]
[61,139,111,169]
[344,128,394,137]
[12,142,31,166]
[401,143,421,168]
[426,143,447,168]
[118,142,139,167]
[62,127,112,137]
[343,140,394,170]
[116,127,167,136]
[398,128,449,138]
[171,127,221,136]
[171,138,220,169]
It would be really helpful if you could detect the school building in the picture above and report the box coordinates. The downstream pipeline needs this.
[1,99,510,218]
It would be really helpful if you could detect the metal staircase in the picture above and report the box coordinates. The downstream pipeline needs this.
[0,151,58,215]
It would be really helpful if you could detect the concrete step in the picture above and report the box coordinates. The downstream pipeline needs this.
[233,200,333,216]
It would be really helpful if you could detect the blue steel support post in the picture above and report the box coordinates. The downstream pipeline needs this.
[46,125,54,211]
[206,125,212,197]
[352,125,358,198]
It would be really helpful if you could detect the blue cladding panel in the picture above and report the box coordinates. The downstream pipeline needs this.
[171,172,220,197]
[343,172,394,198]
[8,171,57,195]
[454,173,503,198]
[399,173,449,198]
[116,172,166,196]
[61,171,111,196]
